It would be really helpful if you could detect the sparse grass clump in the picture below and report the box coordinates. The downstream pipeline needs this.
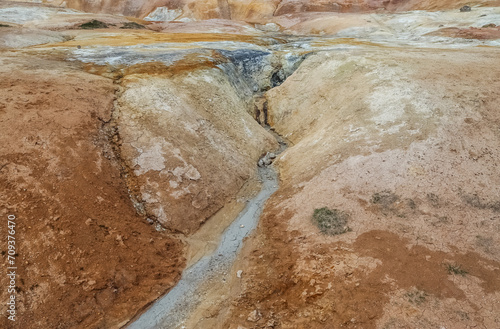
[404,289,427,305]
[371,190,399,206]
[462,193,500,212]
[120,22,146,29]
[475,235,493,253]
[426,193,439,207]
[79,20,108,30]
[312,207,350,236]
[446,263,468,276]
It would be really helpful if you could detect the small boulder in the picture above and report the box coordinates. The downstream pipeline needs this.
[247,310,261,322]
[258,153,274,167]
[460,5,471,12]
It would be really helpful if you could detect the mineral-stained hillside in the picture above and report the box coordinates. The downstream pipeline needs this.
[221,47,500,329]
[0,1,500,329]
[0,55,185,329]
[16,0,500,21]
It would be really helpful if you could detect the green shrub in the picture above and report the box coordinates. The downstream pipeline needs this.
[79,20,108,30]
[0,24,10,28]
[312,207,350,236]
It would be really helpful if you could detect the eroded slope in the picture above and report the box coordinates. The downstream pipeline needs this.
[217,47,500,329]
[0,55,184,329]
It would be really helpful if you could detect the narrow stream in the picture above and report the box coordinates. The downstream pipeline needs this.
[127,129,286,329]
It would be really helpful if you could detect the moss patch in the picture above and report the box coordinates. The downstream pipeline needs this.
[312,207,350,236]
[120,22,146,30]
[79,20,108,30]
[371,190,399,206]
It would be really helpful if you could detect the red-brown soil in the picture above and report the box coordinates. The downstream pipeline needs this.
[0,55,185,329]
[223,195,500,328]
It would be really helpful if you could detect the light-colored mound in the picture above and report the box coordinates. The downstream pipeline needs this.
[116,62,276,234]
[0,3,147,30]
[0,26,68,48]
[148,19,261,34]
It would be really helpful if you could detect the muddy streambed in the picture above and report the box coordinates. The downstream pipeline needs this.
[127,132,285,329]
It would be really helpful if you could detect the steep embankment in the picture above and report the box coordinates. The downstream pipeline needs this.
[114,62,276,234]
[95,47,304,235]
[0,47,282,328]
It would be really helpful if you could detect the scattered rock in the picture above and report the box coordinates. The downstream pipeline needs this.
[258,152,276,167]
[482,23,497,28]
[266,318,277,328]
[247,309,261,322]
[237,270,243,278]
[460,5,471,12]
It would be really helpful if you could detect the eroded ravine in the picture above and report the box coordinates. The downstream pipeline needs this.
[120,49,296,328]
[126,128,287,329]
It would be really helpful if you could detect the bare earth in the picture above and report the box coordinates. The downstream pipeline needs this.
[0,1,500,329]
[0,54,184,329]
[217,48,500,329]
